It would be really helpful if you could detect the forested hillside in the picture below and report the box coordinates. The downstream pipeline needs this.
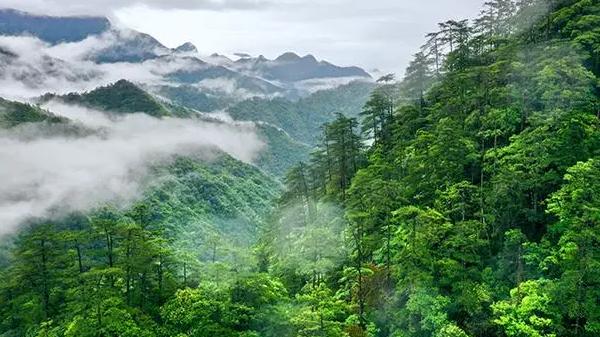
[0,98,65,128]
[0,105,283,336]
[228,81,375,145]
[38,81,310,176]
[0,0,599,337]
[40,80,187,118]
[266,0,600,336]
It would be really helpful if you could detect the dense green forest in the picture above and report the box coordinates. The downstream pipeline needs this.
[41,80,194,118]
[1,0,600,336]
[0,98,66,128]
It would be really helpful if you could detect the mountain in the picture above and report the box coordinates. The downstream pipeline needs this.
[154,84,230,112]
[232,52,372,83]
[90,29,171,63]
[228,80,375,144]
[0,97,65,128]
[41,80,174,117]
[39,80,310,175]
[165,56,284,96]
[173,42,198,54]
[0,97,96,139]
[0,8,109,43]
[0,10,371,101]
[2,1,600,337]
[0,42,100,94]
[0,96,282,273]
[0,9,167,63]
[144,154,281,248]
[255,123,311,177]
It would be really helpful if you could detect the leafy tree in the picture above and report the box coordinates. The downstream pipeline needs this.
[492,280,561,337]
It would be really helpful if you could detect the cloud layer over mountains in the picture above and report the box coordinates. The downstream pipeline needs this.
[0,8,372,234]
[0,23,370,101]
[0,33,206,99]
[0,101,265,234]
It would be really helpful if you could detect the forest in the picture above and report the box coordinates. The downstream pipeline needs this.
[1,0,599,336]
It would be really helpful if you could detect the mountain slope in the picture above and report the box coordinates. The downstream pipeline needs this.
[154,84,229,112]
[228,80,375,144]
[0,97,65,128]
[38,81,309,176]
[146,154,281,247]
[90,29,171,63]
[42,80,175,117]
[255,123,311,177]
[233,52,371,83]
[0,8,109,43]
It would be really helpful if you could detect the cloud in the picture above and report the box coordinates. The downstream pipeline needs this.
[0,33,207,100]
[0,101,265,235]
[113,0,485,75]
[0,33,284,102]
[0,0,271,16]
[195,77,257,99]
[0,0,489,75]
[292,77,370,95]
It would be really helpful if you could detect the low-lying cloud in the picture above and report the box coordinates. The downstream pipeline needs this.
[0,33,204,100]
[0,102,265,235]
[292,76,369,94]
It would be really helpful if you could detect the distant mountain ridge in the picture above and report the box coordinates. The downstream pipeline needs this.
[0,8,109,43]
[234,52,371,83]
[0,8,374,152]
[0,9,371,90]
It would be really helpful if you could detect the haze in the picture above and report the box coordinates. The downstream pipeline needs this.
[0,0,485,74]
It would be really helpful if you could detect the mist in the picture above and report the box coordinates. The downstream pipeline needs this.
[0,33,204,100]
[0,102,265,235]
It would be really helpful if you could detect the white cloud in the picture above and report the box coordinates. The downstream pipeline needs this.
[1,0,487,74]
[0,33,208,99]
[293,77,370,95]
[0,101,265,234]
[195,77,258,99]
[0,0,271,15]
[114,0,486,74]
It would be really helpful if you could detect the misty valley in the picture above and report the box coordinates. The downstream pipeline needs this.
[0,1,600,337]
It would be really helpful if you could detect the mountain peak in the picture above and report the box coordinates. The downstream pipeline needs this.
[174,42,197,53]
[302,54,317,62]
[276,52,301,62]
[51,79,171,117]
[110,79,139,89]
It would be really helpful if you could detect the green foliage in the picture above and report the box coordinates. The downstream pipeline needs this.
[0,154,281,336]
[255,124,312,177]
[492,280,561,337]
[43,80,177,117]
[3,1,600,336]
[291,284,349,337]
[265,1,600,336]
[161,285,238,337]
[228,81,375,145]
[0,97,66,128]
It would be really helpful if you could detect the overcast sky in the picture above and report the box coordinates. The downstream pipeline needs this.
[0,0,485,74]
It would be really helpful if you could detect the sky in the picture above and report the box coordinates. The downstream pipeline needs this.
[0,0,485,75]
